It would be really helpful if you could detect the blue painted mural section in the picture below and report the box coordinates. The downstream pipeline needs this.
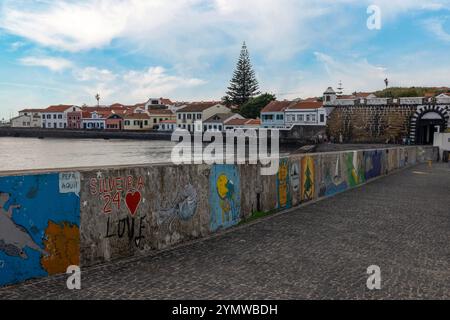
[0,173,80,287]
[209,165,241,232]
[364,150,383,180]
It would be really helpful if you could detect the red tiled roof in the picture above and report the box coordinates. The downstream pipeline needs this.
[261,100,292,113]
[225,118,261,126]
[82,111,92,118]
[246,119,261,125]
[45,105,74,112]
[19,108,45,113]
[160,119,176,123]
[109,103,127,109]
[124,113,150,120]
[224,118,248,126]
[287,101,323,110]
[148,109,175,115]
[178,102,221,112]
[160,98,173,105]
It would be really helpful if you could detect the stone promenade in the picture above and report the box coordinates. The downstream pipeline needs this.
[1,163,449,299]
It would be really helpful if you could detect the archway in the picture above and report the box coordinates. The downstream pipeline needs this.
[410,105,449,145]
[415,112,444,145]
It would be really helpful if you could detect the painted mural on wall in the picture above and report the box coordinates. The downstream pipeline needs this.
[319,154,348,197]
[155,183,199,231]
[209,165,241,232]
[277,158,291,209]
[345,151,365,187]
[290,160,300,206]
[89,173,146,248]
[364,150,384,180]
[301,156,315,202]
[399,148,409,167]
[386,149,398,173]
[0,173,80,287]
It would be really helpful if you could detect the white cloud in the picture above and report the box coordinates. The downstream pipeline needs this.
[19,56,73,71]
[423,17,450,42]
[74,67,117,82]
[122,66,205,101]
[69,65,206,104]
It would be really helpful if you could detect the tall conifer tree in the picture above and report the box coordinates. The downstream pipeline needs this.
[225,42,260,106]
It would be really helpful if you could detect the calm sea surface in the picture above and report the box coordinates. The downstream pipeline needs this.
[0,137,292,172]
[0,137,177,172]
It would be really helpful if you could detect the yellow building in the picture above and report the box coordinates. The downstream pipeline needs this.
[123,113,152,131]
[148,109,176,129]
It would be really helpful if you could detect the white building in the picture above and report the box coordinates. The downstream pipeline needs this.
[81,111,107,130]
[203,113,244,132]
[145,97,174,110]
[11,109,44,128]
[158,120,177,132]
[436,93,450,104]
[261,100,327,129]
[260,101,291,128]
[176,102,231,132]
[42,105,82,129]
[285,101,327,127]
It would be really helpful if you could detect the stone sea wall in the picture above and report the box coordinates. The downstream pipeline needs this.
[0,146,437,287]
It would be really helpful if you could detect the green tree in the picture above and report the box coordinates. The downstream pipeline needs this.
[303,165,313,198]
[239,93,276,119]
[225,42,260,106]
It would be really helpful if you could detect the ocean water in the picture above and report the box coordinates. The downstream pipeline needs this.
[0,137,291,172]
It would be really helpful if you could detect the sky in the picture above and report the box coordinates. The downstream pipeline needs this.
[0,0,450,120]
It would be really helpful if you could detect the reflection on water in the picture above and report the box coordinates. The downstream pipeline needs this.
[0,137,292,172]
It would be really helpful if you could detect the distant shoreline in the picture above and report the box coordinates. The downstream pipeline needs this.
[0,127,173,141]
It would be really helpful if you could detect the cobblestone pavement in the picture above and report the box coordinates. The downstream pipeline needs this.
[1,163,449,300]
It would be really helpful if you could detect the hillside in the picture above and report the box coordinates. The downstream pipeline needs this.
[374,87,450,98]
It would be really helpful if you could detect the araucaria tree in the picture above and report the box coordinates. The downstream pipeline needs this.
[225,42,260,106]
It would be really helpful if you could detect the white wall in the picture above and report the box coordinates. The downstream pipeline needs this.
[433,132,450,160]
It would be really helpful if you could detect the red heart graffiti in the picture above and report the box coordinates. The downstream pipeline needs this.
[125,191,141,216]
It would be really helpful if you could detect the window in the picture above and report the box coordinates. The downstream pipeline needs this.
[42,115,45,119]
[320,114,325,123]
[58,114,62,119]
[59,123,63,128]
[311,115,316,122]
[178,114,181,120]
[125,120,130,125]
[187,114,192,120]
[306,115,311,122]
[53,114,57,119]
[276,114,284,120]
[298,115,304,122]
[144,120,148,125]
[197,114,202,119]
[326,96,330,102]
[153,119,157,123]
